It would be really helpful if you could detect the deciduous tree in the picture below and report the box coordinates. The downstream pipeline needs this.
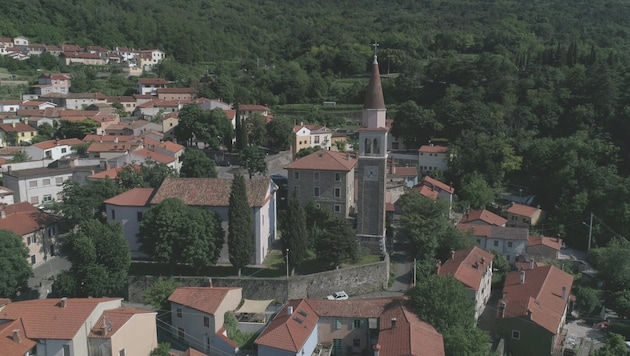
[315,216,358,268]
[228,174,253,276]
[0,230,32,299]
[179,149,217,178]
[118,161,179,190]
[60,179,121,226]
[240,145,267,178]
[266,116,293,150]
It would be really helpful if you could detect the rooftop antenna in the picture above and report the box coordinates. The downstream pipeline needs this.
[372,41,379,58]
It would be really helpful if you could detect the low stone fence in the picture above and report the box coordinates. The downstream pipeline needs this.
[127,255,389,303]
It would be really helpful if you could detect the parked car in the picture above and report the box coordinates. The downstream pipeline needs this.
[217,159,231,167]
[326,291,349,300]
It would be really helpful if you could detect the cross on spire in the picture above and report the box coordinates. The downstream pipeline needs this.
[372,41,379,57]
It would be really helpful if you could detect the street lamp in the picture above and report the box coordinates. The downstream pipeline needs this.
[286,249,290,279]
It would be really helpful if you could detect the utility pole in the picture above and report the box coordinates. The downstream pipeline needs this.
[587,212,594,251]
[413,258,417,287]
[286,249,290,279]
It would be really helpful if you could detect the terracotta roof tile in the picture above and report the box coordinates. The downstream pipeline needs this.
[0,123,36,133]
[83,134,135,143]
[138,78,167,85]
[419,145,448,153]
[391,166,417,177]
[378,302,445,356]
[87,142,139,153]
[88,307,155,339]
[132,148,176,164]
[182,347,208,356]
[0,298,121,340]
[413,184,438,200]
[305,298,392,318]
[157,88,194,94]
[168,287,241,315]
[285,150,357,172]
[255,300,318,353]
[104,188,155,207]
[151,177,273,207]
[32,138,83,150]
[500,266,573,333]
[0,202,58,235]
[459,209,507,226]
[0,318,37,356]
[421,176,454,194]
[438,247,494,290]
[62,52,101,59]
[456,224,529,240]
[239,104,269,111]
[527,236,562,251]
[507,202,541,218]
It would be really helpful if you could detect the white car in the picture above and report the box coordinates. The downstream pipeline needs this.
[326,291,349,300]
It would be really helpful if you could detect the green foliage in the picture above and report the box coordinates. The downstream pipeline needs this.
[458,172,496,210]
[266,116,294,150]
[0,230,32,298]
[304,200,334,248]
[72,142,90,155]
[60,179,121,226]
[58,220,130,297]
[227,174,253,275]
[144,278,179,312]
[4,132,18,146]
[9,150,30,163]
[594,333,630,356]
[574,286,600,316]
[179,150,217,178]
[239,145,267,178]
[137,198,224,272]
[36,122,56,138]
[118,161,178,190]
[175,105,233,149]
[295,146,322,159]
[315,216,359,268]
[280,189,308,274]
[150,343,172,356]
[442,324,491,356]
[246,114,268,146]
[57,119,99,139]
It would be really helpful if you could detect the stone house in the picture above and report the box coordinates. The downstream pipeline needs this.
[437,246,494,321]
[526,235,563,260]
[505,202,543,228]
[497,266,574,356]
[168,287,242,355]
[285,150,357,217]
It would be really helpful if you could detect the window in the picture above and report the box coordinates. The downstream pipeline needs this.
[493,240,499,247]
[353,319,362,329]
[30,196,39,204]
[334,205,341,213]
[61,148,67,154]
[293,171,299,180]
[511,330,520,340]
[335,172,341,181]
[334,319,341,330]
[21,132,24,137]
[29,180,38,188]
[111,209,116,220]
[177,327,185,340]
[118,350,126,356]
[334,188,341,198]
[314,136,320,144]
[314,171,320,181]
[176,308,182,318]
[314,187,320,197]
[43,194,52,203]
[56,177,64,185]
[204,316,210,327]
[28,235,35,245]
[353,339,361,347]
[30,255,36,265]
[43,179,51,186]
[137,212,143,222]
[63,345,70,356]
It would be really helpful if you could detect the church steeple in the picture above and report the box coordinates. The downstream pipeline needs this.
[363,55,386,110]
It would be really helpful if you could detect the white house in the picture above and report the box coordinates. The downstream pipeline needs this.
[457,224,529,264]
[418,144,451,174]
[168,287,242,354]
[0,100,22,113]
[104,188,154,258]
[24,138,83,161]
[437,247,494,321]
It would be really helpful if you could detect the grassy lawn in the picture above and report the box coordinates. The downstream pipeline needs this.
[130,251,382,278]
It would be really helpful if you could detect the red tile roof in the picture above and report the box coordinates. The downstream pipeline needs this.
[182,347,208,356]
[88,307,155,339]
[255,299,318,353]
[500,266,574,334]
[305,298,393,318]
[105,96,135,103]
[421,175,454,194]
[459,209,507,226]
[527,236,562,251]
[168,287,241,315]
[157,88,194,94]
[138,78,168,85]
[507,202,540,218]
[0,318,37,356]
[391,166,417,177]
[0,100,22,105]
[142,137,184,154]
[456,224,529,241]
[62,52,101,59]
[151,177,273,207]
[83,134,135,143]
[438,247,494,290]
[414,184,438,200]
[285,150,357,171]
[104,188,155,207]
[0,298,121,340]
[0,202,58,235]
[87,142,139,153]
[239,104,269,111]
[40,73,71,80]
[132,148,177,164]
[293,124,321,133]
[32,138,83,150]
[0,123,36,133]
[419,145,448,153]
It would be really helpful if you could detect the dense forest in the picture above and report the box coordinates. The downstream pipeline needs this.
[3,0,630,248]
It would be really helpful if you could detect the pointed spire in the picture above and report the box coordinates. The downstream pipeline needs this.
[363,55,385,110]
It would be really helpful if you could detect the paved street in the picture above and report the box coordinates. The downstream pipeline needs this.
[28,256,71,299]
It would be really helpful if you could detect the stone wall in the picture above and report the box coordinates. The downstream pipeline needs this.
[127,255,389,303]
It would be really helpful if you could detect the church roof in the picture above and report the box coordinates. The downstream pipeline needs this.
[363,56,385,110]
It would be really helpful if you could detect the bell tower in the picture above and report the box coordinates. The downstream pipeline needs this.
[356,44,388,252]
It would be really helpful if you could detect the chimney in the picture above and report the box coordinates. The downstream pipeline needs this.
[60,297,68,308]
[287,306,293,315]
[562,286,567,300]
[450,250,455,260]
[346,153,350,160]
[526,309,532,319]
[530,259,535,270]
[101,316,108,336]
[435,261,441,274]
[1,206,6,219]
[11,122,16,128]
[114,136,119,143]
[11,329,21,344]
[499,301,507,318]
[7,165,11,174]
[55,138,59,145]
[520,270,526,284]
[391,318,397,328]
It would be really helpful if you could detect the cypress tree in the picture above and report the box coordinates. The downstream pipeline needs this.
[227,174,253,276]
[280,188,308,275]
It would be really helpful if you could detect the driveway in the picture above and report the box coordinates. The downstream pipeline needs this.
[28,256,71,299]
[563,318,606,354]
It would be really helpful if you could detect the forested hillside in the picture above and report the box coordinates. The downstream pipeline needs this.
[3,0,630,247]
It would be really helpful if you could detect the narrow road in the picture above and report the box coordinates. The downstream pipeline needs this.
[28,256,71,299]
[388,235,413,293]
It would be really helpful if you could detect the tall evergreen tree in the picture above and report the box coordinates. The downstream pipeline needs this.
[235,103,248,151]
[228,174,253,276]
[280,188,308,275]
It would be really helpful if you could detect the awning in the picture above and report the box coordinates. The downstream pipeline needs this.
[234,299,274,314]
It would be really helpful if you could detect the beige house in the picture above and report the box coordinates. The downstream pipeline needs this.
[59,52,106,67]
[88,307,158,356]
[157,87,195,101]
[292,123,333,158]
[505,202,543,228]
[0,202,59,267]
[161,112,179,138]
[285,150,357,217]
[437,246,494,321]
[168,287,242,354]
